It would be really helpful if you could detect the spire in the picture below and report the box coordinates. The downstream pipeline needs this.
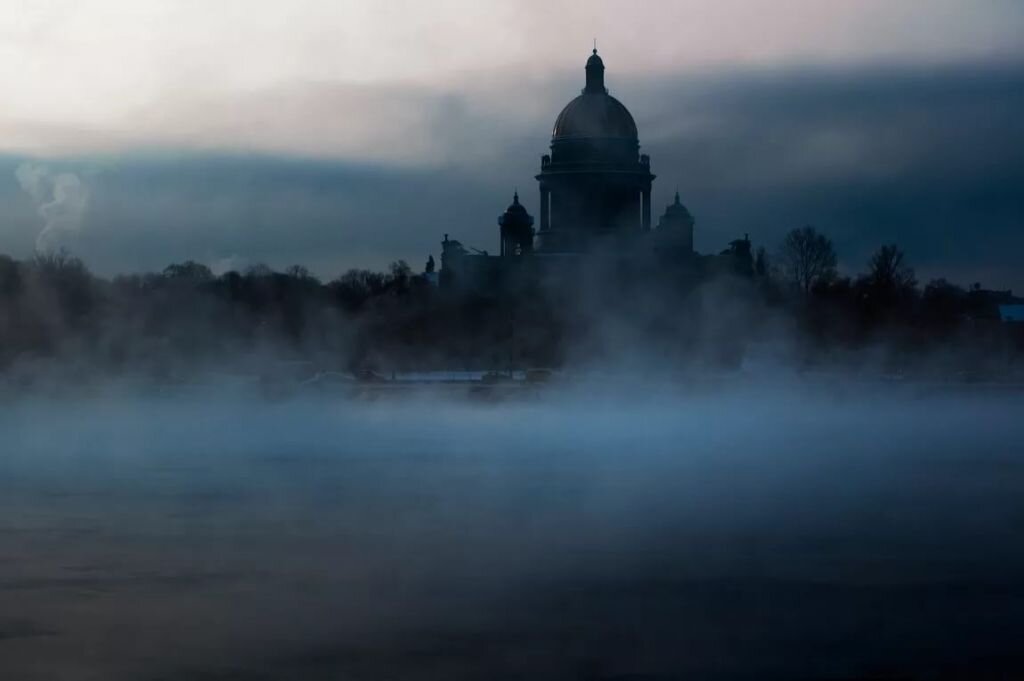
[513,188,519,204]
[674,190,681,205]
[584,46,606,94]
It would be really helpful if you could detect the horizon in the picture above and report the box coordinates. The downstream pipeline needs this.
[2,1,1023,290]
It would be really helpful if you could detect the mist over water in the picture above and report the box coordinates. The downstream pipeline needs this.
[2,381,1023,680]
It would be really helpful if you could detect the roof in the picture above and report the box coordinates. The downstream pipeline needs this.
[552,49,638,140]
[552,92,638,140]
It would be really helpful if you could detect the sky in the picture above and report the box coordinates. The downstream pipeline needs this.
[1,0,1023,288]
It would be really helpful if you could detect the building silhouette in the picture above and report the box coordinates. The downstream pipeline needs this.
[655,192,695,256]
[439,49,747,291]
[536,49,654,252]
[498,191,534,257]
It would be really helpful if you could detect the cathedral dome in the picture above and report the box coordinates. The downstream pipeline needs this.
[551,49,638,141]
[552,93,638,140]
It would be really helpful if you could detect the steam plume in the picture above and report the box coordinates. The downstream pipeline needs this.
[15,162,91,252]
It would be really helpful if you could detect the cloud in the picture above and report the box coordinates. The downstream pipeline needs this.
[2,2,1023,149]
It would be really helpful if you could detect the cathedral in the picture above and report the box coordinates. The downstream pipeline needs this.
[439,49,743,291]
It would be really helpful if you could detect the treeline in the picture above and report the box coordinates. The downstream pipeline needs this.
[0,230,1020,383]
[759,227,1021,371]
[0,251,559,379]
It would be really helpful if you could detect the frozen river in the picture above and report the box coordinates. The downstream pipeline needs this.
[2,383,1023,680]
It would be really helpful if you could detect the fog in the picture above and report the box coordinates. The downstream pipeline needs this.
[2,381,1023,679]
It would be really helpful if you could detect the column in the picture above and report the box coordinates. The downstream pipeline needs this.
[641,188,651,231]
[539,187,550,232]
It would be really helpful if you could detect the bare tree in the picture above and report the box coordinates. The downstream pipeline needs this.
[866,244,916,293]
[780,226,837,294]
[285,264,319,284]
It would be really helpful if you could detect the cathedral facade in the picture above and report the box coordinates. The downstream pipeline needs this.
[440,50,715,291]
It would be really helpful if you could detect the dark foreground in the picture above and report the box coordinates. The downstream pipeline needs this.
[1,384,1023,680]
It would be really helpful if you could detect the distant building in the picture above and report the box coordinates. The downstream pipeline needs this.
[439,49,746,292]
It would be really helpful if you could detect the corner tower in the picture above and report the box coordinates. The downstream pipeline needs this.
[656,191,695,255]
[535,49,655,253]
[498,191,534,257]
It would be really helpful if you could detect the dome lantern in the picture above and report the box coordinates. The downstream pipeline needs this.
[584,48,606,94]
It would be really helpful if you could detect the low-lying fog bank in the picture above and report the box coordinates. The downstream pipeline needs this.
[2,385,1024,680]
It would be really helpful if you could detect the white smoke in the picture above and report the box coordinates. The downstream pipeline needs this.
[15,162,91,252]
